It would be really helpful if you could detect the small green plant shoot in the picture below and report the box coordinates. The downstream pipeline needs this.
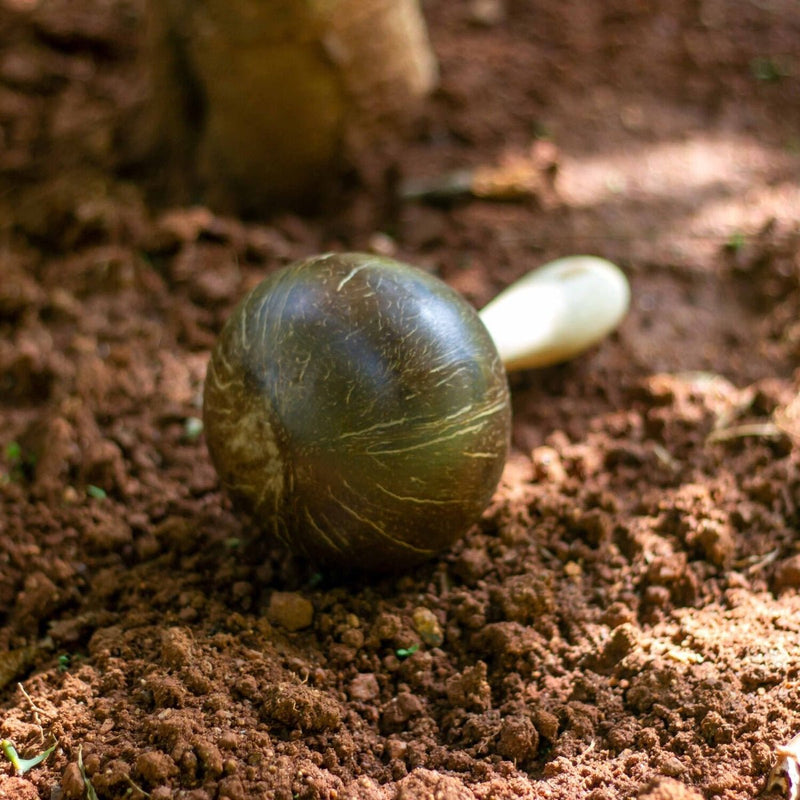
[1,738,57,775]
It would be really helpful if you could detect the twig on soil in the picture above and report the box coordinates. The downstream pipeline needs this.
[706,421,785,444]
[651,443,680,471]
[400,142,558,205]
[743,548,781,574]
[17,682,53,743]
[764,731,800,800]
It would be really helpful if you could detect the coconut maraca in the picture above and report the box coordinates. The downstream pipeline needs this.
[203,252,629,571]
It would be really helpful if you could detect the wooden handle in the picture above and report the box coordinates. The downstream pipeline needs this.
[478,256,630,371]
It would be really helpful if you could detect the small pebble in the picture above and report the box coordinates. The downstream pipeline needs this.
[60,762,85,800]
[348,672,380,702]
[774,554,800,590]
[367,232,397,257]
[267,591,314,632]
[467,0,506,26]
[412,607,444,647]
[135,750,178,785]
[531,446,567,483]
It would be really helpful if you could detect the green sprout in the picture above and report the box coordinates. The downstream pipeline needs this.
[395,644,420,659]
[125,774,152,797]
[306,572,324,589]
[3,441,35,483]
[78,746,100,800]
[57,653,85,673]
[5,441,22,462]
[87,485,107,500]
[1,738,57,775]
[182,416,204,442]
[750,56,789,82]
[726,230,746,253]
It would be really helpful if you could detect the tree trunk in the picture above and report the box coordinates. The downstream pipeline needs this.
[141,0,437,215]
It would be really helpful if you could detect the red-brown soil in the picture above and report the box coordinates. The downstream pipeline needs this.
[2,1,800,799]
